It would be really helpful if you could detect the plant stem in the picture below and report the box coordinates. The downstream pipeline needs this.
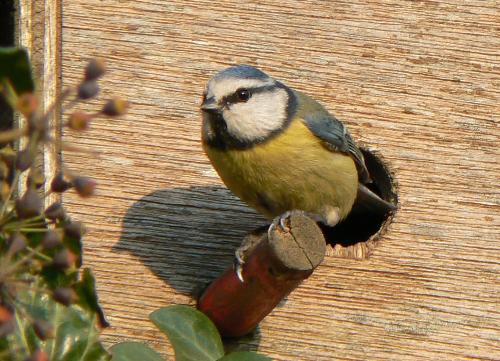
[15,228,51,233]
[3,249,36,276]
[0,79,19,109]
[0,171,20,220]
[26,246,52,262]
[13,303,31,358]
[0,128,26,143]
[3,222,46,231]
[3,214,45,228]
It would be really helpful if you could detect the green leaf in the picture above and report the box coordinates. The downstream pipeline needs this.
[218,352,272,361]
[34,227,80,290]
[40,265,78,289]
[150,305,224,361]
[110,342,164,361]
[4,288,110,361]
[74,268,109,327]
[0,47,34,94]
[49,306,109,361]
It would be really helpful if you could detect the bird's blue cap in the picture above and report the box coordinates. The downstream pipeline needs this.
[212,65,270,81]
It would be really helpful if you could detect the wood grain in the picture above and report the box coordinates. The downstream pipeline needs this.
[41,0,61,207]
[44,0,500,360]
[17,0,61,205]
[17,0,34,192]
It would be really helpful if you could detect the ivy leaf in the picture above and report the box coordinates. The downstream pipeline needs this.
[48,306,109,361]
[0,47,34,94]
[150,305,224,361]
[110,342,164,361]
[38,225,82,291]
[74,268,109,327]
[40,265,78,289]
[3,289,110,361]
[3,230,109,360]
[218,352,272,361]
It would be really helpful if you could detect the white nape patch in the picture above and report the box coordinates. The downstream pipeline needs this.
[223,87,289,142]
[206,77,274,103]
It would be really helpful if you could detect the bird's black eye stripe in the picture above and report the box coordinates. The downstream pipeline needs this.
[224,88,251,105]
[223,85,277,107]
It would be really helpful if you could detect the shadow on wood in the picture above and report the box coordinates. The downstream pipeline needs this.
[113,185,266,295]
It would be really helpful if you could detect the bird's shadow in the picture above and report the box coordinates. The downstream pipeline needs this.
[113,185,267,296]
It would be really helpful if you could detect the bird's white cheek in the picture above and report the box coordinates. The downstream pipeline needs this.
[223,107,264,141]
[223,91,288,142]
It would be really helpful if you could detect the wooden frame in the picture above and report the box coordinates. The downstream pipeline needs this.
[17,0,61,203]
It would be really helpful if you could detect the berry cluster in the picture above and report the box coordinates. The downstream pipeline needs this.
[0,58,127,360]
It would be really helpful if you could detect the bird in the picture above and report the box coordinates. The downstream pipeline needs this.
[201,64,394,233]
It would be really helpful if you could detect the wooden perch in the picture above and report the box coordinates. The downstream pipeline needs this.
[198,212,326,338]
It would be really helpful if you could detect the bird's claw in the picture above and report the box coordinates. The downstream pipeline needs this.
[267,221,276,240]
[279,212,290,230]
[235,263,244,283]
[269,211,293,238]
[234,249,245,283]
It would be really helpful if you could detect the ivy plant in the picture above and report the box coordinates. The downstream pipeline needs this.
[0,47,272,361]
[111,306,271,361]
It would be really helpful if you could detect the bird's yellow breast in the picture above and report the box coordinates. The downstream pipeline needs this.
[203,118,358,220]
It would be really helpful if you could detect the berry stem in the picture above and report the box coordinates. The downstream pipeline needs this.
[0,171,20,219]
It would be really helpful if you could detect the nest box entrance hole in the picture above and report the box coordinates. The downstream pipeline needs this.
[322,149,398,259]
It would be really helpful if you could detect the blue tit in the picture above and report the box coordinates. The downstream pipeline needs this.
[200,65,394,228]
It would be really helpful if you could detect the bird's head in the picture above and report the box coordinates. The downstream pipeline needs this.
[201,65,293,146]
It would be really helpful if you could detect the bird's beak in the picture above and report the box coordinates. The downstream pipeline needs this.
[200,97,219,112]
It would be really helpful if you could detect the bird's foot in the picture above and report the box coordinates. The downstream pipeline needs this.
[234,230,266,283]
[267,209,323,239]
[267,210,298,240]
[271,210,331,234]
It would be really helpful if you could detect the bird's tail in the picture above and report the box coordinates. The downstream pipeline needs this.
[352,183,397,218]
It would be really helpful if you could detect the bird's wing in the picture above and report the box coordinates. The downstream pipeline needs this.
[294,91,395,215]
[303,109,371,184]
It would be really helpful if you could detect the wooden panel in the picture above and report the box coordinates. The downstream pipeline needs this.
[18,0,61,202]
[57,1,499,360]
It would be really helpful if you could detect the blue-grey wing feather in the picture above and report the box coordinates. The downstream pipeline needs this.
[303,111,371,183]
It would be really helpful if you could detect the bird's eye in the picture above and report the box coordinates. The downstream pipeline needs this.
[235,88,250,102]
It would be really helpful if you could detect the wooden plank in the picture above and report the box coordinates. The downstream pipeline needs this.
[16,0,34,192]
[56,1,499,360]
[41,0,61,206]
[17,0,61,205]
